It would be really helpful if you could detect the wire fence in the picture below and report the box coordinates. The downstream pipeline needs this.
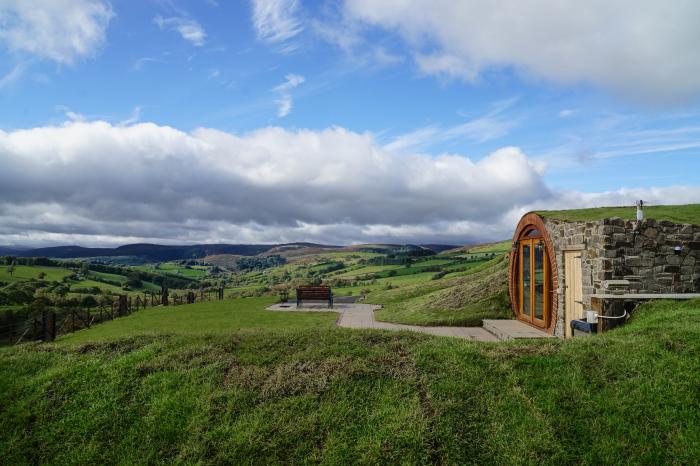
[0,287,225,346]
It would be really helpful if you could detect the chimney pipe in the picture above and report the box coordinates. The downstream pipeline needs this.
[636,200,644,221]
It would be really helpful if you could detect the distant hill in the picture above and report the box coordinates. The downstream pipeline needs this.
[0,246,31,256]
[11,241,463,262]
[419,244,461,253]
[17,243,279,261]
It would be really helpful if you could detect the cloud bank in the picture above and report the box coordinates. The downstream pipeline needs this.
[2,120,698,247]
[344,0,700,101]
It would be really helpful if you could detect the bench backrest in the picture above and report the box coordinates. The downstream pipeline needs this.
[297,286,332,299]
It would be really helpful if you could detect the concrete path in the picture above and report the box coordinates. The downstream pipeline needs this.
[267,302,500,341]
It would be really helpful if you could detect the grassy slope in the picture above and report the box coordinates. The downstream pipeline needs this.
[539,203,700,225]
[156,263,209,278]
[333,271,436,296]
[88,271,127,284]
[60,297,336,344]
[1,298,699,464]
[0,265,72,283]
[369,255,511,326]
[444,240,512,256]
[69,279,126,294]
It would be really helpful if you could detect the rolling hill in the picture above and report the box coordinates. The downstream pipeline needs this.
[12,242,461,262]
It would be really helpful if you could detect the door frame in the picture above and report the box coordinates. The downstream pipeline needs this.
[564,250,584,338]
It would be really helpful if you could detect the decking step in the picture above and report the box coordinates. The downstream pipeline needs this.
[482,319,555,340]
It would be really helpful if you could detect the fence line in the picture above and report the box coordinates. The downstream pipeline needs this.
[1,286,226,345]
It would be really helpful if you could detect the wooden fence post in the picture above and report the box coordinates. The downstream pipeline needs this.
[45,310,56,341]
[118,295,128,316]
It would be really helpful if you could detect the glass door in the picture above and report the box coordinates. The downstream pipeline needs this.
[520,241,531,319]
[519,237,549,327]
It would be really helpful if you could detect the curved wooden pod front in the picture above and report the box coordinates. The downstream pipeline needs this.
[508,212,558,334]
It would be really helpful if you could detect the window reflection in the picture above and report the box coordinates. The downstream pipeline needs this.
[534,241,544,320]
[522,244,531,317]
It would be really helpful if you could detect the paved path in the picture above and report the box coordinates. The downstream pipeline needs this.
[267,302,500,341]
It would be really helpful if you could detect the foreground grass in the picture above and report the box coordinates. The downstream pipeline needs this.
[539,203,700,224]
[61,297,337,344]
[1,298,699,464]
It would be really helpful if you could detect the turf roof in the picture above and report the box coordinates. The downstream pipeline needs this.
[536,203,700,225]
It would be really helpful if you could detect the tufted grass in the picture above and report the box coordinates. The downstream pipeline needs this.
[1,298,699,464]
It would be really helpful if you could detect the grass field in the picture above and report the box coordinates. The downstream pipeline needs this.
[331,264,402,279]
[70,279,125,294]
[0,265,72,283]
[1,298,699,464]
[87,271,127,284]
[156,263,210,278]
[539,203,700,224]
[60,297,336,344]
[333,271,437,295]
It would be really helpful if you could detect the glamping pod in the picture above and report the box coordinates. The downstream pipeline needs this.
[508,205,700,338]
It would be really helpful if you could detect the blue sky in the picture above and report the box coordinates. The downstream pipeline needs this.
[1,0,699,246]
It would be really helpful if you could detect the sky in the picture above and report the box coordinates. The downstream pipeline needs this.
[1,0,700,247]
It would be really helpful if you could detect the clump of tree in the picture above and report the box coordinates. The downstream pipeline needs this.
[233,255,286,272]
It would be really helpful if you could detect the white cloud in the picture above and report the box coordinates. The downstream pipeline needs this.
[0,119,554,245]
[272,73,304,117]
[273,73,304,92]
[312,9,404,71]
[0,0,113,64]
[344,0,700,101]
[154,15,206,47]
[558,109,578,118]
[251,0,302,48]
[132,57,161,71]
[0,63,24,89]
[1,120,697,246]
[385,99,517,152]
[275,95,293,117]
[118,106,142,126]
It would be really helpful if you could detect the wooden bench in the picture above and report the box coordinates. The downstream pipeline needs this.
[296,285,333,308]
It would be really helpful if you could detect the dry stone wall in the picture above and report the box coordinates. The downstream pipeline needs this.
[543,217,700,335]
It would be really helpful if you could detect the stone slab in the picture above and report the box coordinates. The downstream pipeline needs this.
[482,319,555,340]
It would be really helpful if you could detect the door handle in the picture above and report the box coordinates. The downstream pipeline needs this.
[574,300,583,304]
